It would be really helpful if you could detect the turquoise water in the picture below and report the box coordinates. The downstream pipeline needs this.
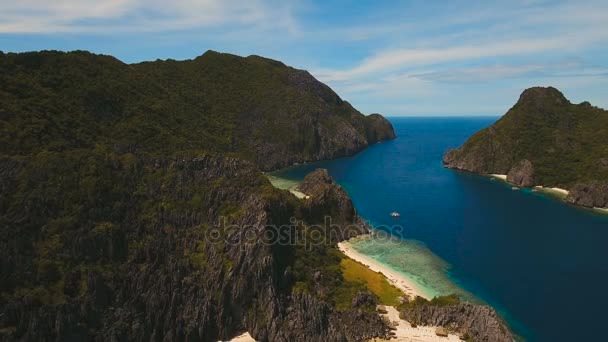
[273,117,608,342]
[346,235,475,301]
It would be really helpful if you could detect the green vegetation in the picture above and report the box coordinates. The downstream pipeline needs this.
[0,50,392,171]
[398,293,460,311]
[0,50,395,339]
[447,87,608,187]
[286,224,371,311]
[340,258,403,306]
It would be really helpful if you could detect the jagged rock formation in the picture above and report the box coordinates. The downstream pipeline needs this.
[400,302,514,342]
[296,169,367,242]
[443,86,608,208]
[0,155,388,341]
[506,159,535,187]
[566,182,608,208]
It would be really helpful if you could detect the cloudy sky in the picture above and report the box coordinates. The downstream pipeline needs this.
[1,0,607,116]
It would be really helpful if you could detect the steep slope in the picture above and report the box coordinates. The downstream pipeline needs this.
[0,152,388,341]
[443,86,608,208]
[0,50,395,171]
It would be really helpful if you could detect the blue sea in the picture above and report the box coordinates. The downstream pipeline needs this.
[272,117,608,342]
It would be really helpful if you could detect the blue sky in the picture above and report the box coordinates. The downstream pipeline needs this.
[1,0,607,116]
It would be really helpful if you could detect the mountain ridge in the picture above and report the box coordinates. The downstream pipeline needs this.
[0,49,395,171]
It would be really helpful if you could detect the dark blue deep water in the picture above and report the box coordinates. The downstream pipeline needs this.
[275,117,608,342]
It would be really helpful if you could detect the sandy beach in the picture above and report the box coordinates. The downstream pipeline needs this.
[266,175,310,199]
[490,174,572,198]
[225,332,255,342]
[490,174,507,180]
[338,237,430,300]
[533,185,569,197]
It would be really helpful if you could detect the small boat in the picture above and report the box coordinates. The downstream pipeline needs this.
[512,187,519,191]
[390,212,400,218]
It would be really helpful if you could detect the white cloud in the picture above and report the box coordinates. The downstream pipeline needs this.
[410,62,608,83]
[314,30,608,83]
[0,0,299,34]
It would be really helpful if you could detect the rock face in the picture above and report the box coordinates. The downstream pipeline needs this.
[364,114,396,143]
[0,155,387,341]
[443,86,608,207]
[297,169,368,242]
[400,303,514,342]
[507,159,535,187]
[566,182,608,208]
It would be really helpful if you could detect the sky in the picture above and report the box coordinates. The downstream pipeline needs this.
[1,0,607,116]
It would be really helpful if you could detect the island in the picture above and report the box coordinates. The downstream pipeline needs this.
[444,86,608,211]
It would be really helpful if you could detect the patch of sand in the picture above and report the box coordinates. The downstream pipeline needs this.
[224,332,255,342]
[533,186,569,197]
[490,174,507,180]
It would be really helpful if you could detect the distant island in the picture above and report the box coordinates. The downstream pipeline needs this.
[444,86,608,211]
[0,50,512,341]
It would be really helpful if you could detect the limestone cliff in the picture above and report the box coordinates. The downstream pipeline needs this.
[297,169,367,242]
[400,301,513,342]
[0,155,388,341]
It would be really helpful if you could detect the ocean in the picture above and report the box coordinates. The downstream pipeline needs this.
[271,117,608,342]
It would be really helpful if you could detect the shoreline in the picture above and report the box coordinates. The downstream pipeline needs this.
[489,174,570,196]
[488,173,608,214]
[266,173,432,299]
[338,236,431,300]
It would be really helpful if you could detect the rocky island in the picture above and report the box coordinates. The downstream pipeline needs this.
[0,50,511,341]
[444,86,608,210]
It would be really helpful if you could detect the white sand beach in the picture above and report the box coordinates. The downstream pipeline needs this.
[489,175,571,198]
[490,174,507,180]
[288,188,310,199]
[266,175,310,199]
[225,332,255,342]
[372,306,461,342]
[338,238,430,300]
[533,185,569,197]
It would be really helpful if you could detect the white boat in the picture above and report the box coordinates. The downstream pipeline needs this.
[390,212,400,218]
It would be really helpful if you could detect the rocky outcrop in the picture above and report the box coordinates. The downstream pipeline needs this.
[297,169,368,243]
[442,126,509,174]
[566,182,608,208]
[365,114,396,143]
[506,159,535,187]
[265,292,388,341]
[399,303,514,342]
